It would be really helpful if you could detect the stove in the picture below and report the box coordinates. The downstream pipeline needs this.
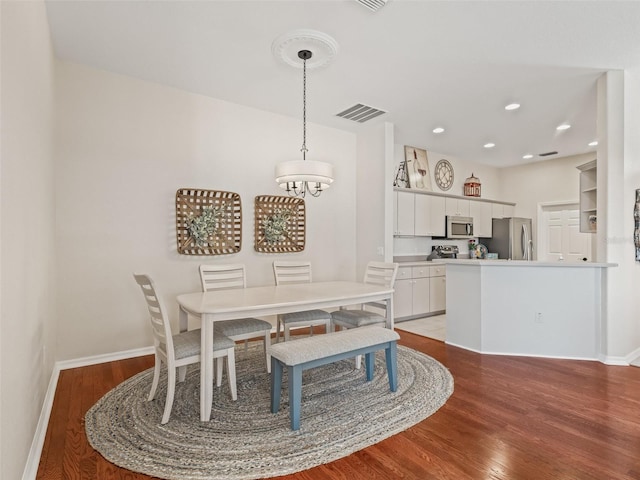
[432,245,459,259]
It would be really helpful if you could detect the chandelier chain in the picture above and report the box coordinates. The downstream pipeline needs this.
[301,55,307,160]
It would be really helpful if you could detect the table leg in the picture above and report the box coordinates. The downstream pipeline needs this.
[386,294,395,330]
[201,314,214,421]
[179,305,188,333]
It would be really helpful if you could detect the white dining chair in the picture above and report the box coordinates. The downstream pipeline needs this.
[133,273,237,424]
[199,264,272,373]
[331,261,399,367]
[272,260,332,342]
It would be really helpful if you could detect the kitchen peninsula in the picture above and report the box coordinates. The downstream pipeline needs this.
[443,260,616,361]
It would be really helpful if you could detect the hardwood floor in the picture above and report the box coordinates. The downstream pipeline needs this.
[37,331,640,480]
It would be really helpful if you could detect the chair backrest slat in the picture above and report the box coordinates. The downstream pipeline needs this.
[133,274,174,357]
[200,264,247,292]
[273,261,312,285]
[363,261,399,288]
[361,261,399,314]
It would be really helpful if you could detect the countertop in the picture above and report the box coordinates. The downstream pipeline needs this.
[394,260,446,267]
[439,259,617,268]
[393,257,617,268]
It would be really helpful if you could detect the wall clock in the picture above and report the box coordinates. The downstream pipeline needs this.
[434,159,454,191]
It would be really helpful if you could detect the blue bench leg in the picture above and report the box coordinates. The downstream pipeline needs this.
[270,357,283,413]
[288,365,303,430]
[385,342,398,392]
[365,352,375,381]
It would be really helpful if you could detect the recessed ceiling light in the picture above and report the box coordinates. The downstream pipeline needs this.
[588,141,598,147]
[505,103,521,111]
[484,143,495,149]
[432,127,445,134]
[556,123,571,131]
[522,154,533,159]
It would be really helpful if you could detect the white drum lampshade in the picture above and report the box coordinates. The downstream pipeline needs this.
[275,160,334,191]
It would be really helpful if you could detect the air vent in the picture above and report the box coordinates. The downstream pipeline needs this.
[538,151,558,157]
[355,0,387,12]
[336,103,387,123]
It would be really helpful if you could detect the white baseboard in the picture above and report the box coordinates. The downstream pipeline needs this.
[56,345,154,370]
[444,341,598,362]
[625,346,640,367]
[21,345,154,480]
[597,346,640,366]
[21,364,61,480]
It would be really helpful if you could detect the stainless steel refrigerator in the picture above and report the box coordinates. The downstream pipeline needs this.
[480,217,534,260]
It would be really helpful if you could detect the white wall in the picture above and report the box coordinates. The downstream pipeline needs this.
[499,152,596,260]
[54,61,357,361]
[1,2,56,479]
[499,152,594,219]
[599,69,640,361]
[355,122,387,276]
[620,68,640,361]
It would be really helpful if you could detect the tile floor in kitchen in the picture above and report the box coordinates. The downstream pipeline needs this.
[395,314,446,341]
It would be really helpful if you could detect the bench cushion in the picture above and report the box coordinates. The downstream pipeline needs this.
[269,326,399,366]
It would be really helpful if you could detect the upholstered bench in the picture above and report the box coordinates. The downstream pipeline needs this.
[269,326,400,430]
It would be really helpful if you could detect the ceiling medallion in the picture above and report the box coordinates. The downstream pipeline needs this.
[272,29,339,70]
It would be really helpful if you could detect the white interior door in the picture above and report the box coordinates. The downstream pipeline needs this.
[539,204,592,262]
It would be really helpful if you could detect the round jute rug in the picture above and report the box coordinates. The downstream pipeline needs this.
[85,344,454,480]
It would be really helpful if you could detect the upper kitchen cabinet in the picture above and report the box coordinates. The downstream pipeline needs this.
[415,194,446,236]
[470,201,492,237]
[445,197,470,217]
[393,188,515,238]
[577,160,597,233]
[394,191,415,236]
[492,202,515,218]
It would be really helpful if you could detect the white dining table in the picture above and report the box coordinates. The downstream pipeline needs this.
[176,280,395,421]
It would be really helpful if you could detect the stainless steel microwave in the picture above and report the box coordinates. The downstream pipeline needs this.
[446,216,474,239]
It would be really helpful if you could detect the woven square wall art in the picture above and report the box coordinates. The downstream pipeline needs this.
[175,188,242,255]
[254,195,305,253]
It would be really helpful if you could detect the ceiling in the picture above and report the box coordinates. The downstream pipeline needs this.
[44,1,640,168]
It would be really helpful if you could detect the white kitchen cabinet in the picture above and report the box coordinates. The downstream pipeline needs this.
[394,267,414,319]
[394,265,430,320]
[491,203,504,218]
[393,188,514,238]
[429,265,446,313]
[415,194,446,236]
[394,191,414,236]
[492,202,515,219]
[394,264,447,320]
[470,201,493,237]
[504,204,515,218]
[445,197,470,217]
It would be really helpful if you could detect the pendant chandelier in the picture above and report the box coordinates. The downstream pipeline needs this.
[275,49,334,198]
